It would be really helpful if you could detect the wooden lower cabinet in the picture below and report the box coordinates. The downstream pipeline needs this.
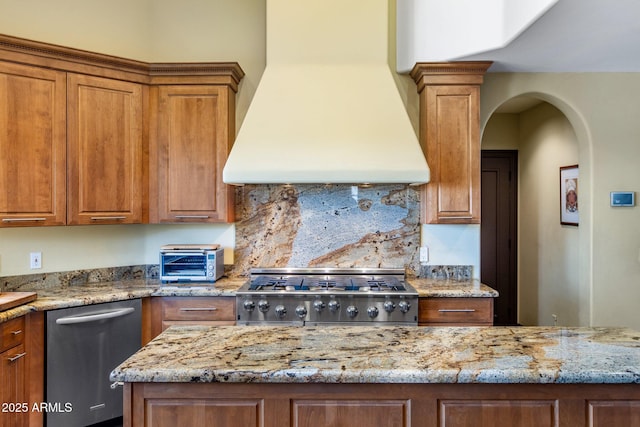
[125,383,640,427]
[0,313,43,427]
[145,297,236,343]
[419,297,494,326]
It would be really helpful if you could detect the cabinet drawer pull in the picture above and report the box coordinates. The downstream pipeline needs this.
[11,330,23,336]
[90,216,127,220]
[8,352,27,362]
[438,309,476,313]
[174,215,210,219]
[2,217,46,222]
[179,307,218,312]
[441,216,473,220]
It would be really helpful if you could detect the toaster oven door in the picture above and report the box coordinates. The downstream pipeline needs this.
[161,252,207,281]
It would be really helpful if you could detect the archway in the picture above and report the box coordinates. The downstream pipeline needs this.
[480,92,592,326]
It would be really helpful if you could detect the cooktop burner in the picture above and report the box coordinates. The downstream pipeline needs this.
[247,273,407,292]
[236,268,418,325]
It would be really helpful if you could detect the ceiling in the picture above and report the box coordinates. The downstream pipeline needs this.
[457,0,640,73]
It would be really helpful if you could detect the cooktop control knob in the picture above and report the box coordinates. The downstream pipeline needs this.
[313,300,326,312]
[243,300,255,312]
[367,306,379,319]
[383,300,395,313]
[258,300,270,313]
[295,305,307,318]
[346,305,359,318]
[274,305,287,317]
[398,300,411,313]
[328,300,340,312]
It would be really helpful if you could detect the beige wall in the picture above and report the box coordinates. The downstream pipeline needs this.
[0,0,266,276]
[483,105,580,326]
[481,73,640,330]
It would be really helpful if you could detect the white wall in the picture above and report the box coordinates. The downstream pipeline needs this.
[421,224,480,279]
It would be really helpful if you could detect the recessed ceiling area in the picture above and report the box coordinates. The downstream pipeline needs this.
[457,0,640,72]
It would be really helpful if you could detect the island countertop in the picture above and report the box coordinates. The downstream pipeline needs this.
[110,324,640,385]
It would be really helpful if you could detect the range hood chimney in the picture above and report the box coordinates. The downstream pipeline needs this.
[223,0,430,185]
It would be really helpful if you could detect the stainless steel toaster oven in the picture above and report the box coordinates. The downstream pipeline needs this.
[160,244,224,282]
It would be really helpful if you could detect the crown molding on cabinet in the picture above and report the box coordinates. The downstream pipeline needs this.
[0,33,244,90]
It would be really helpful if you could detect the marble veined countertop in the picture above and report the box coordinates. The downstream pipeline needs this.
[111,325,640,384]
[0,276,495,323]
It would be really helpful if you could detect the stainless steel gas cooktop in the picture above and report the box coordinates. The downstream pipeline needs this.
[235,268,418,325]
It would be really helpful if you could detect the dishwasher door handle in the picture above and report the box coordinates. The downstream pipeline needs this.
[56,307,135,325]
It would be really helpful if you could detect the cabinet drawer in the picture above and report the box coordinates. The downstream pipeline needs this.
[1,316,25,352]
[161,297,235,322]
[419,298,493,325]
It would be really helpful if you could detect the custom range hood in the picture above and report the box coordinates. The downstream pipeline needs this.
[222,0,430,185]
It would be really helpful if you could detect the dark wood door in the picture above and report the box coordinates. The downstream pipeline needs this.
[481,150,518,325]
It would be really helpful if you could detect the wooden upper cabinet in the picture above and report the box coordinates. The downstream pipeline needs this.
[411,62,491,224]
[66,74,144,225]
[0,34,243,227]
[0,62,67,227]
[150,83,237,223]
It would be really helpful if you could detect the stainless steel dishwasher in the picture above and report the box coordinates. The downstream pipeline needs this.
[45,299,141,427]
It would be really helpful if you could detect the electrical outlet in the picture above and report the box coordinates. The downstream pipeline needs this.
[30,252,42,269]
[419,246,429,264]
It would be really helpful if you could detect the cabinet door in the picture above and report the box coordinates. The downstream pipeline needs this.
[421,84,480,224]
[143,398,262,427]
[439,400,557,427]
[67,74,143,225]
[153,85,234,223]
[147,297,236,340]
[0,62,66,227]
[292,400,409,427]
[1,343,28,427]
[418,298,493,326]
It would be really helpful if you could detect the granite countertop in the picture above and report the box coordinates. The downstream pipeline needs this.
[408,278,498,298]
[0,276,246,323]
[110,325,640,385]
[0,276,496,323]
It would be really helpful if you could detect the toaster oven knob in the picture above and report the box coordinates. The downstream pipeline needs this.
[328,300,340,312]
[243,300,256,312]
[383,300,396,313]
[346,305,359,318]
[295,305,307,318]
[258,300,270,313]
[275,305,287,318]
[398,300,411,314]
[313,300,326,312]
[367,306,379,319]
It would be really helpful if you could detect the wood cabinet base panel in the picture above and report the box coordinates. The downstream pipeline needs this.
[126,382,640,427]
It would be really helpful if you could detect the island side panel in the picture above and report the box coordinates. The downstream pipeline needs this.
[126,382,640,427]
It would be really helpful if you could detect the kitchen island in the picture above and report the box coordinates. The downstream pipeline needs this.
[111,325,640,427]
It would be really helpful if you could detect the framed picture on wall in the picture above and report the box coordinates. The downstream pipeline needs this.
[560,164,579,226]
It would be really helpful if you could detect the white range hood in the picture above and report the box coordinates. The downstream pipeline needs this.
[222,0,430,185]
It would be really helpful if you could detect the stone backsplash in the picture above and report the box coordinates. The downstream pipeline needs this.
[1,264,158,292]
[418,265,473,280]
[230,184,421,276]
